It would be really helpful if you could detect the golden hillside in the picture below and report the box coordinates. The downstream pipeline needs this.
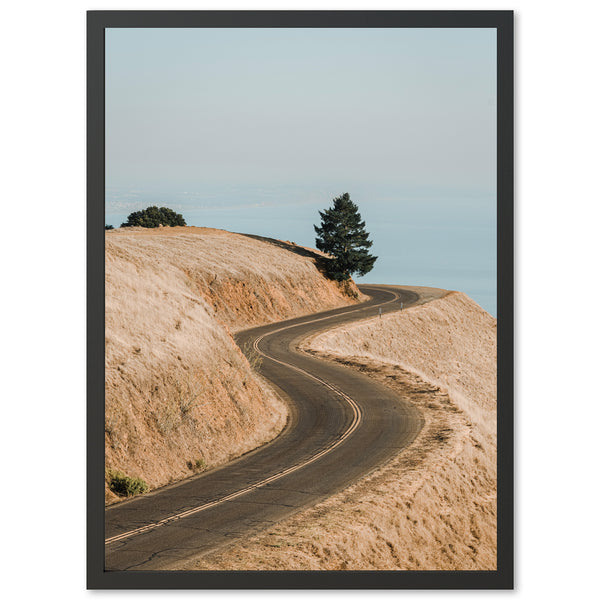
[183,290,497,570]
[105,226,362,504]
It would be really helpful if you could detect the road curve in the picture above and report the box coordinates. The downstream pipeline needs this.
[105,285,424,571]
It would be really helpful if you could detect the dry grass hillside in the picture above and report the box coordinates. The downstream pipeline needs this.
[181,291,497,570]
[105,226,362,504]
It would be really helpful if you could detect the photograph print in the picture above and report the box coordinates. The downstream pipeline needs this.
[89,10,513,589]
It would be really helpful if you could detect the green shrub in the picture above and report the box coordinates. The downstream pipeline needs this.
[107,470,149,497]
[105,224,114,230]
[120,206,186,228]
[187,458,207,472]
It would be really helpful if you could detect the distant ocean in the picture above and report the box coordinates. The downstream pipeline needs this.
[106,189,497,318]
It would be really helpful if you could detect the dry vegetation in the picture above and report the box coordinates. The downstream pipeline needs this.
[105,226,361,504]
[180,291,497,570]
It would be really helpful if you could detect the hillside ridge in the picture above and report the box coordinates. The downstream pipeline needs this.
[104,226,362,503]
[180,291,498,570]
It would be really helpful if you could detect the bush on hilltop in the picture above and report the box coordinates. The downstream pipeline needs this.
[121,206,186,228]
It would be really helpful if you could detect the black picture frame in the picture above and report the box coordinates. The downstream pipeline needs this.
[88,9,513,590]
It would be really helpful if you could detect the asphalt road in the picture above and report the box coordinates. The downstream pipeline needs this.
[105,284,424,571]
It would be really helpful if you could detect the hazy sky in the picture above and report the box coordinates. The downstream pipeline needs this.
[106,28,497,314]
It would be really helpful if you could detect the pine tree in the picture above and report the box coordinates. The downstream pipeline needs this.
[314,193,377,281]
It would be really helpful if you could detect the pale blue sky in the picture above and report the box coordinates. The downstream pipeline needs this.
[106,28,497,315]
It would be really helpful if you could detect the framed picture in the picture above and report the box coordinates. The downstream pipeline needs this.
[88,10,513,589]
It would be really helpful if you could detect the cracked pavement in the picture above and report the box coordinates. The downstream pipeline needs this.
[105,285,424,571]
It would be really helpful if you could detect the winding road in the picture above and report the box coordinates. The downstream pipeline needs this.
[105,285,425,571]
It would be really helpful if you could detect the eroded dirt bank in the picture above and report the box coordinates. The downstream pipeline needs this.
[105,227,361,504]
[180,290,497,570]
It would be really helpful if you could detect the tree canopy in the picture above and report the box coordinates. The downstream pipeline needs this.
[314,193,377,281]
[120,206,186,228]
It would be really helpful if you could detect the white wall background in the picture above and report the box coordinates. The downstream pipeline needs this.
[2,1,598,597]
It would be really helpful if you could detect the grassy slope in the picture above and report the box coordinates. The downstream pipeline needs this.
[181,291,497,570]
[105,226,361,503]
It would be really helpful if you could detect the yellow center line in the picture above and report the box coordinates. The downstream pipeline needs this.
[105,287,400,546]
